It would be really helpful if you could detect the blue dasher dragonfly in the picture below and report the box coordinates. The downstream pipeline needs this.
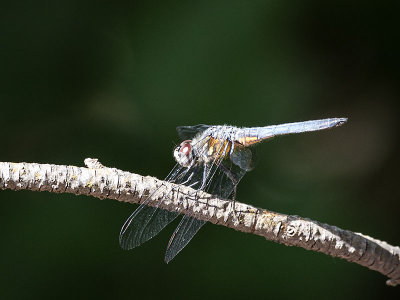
[120,117,347,262]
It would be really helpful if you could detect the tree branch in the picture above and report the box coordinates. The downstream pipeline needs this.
[0,159,399,286]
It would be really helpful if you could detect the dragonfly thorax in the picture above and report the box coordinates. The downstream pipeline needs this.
[173,140,194,167]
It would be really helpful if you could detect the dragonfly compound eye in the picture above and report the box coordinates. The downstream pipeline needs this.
[173,140,193,167]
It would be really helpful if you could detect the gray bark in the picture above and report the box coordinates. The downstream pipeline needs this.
[0,159,399,286]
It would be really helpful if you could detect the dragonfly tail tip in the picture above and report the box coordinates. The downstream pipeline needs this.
[336,117,348,127]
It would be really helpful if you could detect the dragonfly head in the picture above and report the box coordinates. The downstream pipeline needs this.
[173,140,194,168]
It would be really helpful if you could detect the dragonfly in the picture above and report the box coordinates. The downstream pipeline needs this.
[120,117,347,262]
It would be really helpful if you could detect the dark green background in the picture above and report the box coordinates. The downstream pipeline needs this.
[1,0,399,299]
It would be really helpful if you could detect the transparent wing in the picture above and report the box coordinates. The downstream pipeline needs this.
[230,146,257,172]
[164,138,250,262]
[119,203,179,250]
[119,137,215,251]
[119,163,188,250]
[164,215,205,263]
[176,124,211,140]
[120,134,252,261]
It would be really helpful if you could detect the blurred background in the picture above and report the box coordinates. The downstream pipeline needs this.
[0,0,399,298]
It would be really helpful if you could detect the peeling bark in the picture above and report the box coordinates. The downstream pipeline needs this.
[0,159,399,286]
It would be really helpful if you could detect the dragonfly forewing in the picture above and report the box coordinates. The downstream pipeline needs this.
[119,164,188,250]
[119,204,179,250]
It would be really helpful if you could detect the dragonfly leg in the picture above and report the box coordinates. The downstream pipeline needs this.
[219,164,240,221]
[200,163,208,190]
[231,184,239,220]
